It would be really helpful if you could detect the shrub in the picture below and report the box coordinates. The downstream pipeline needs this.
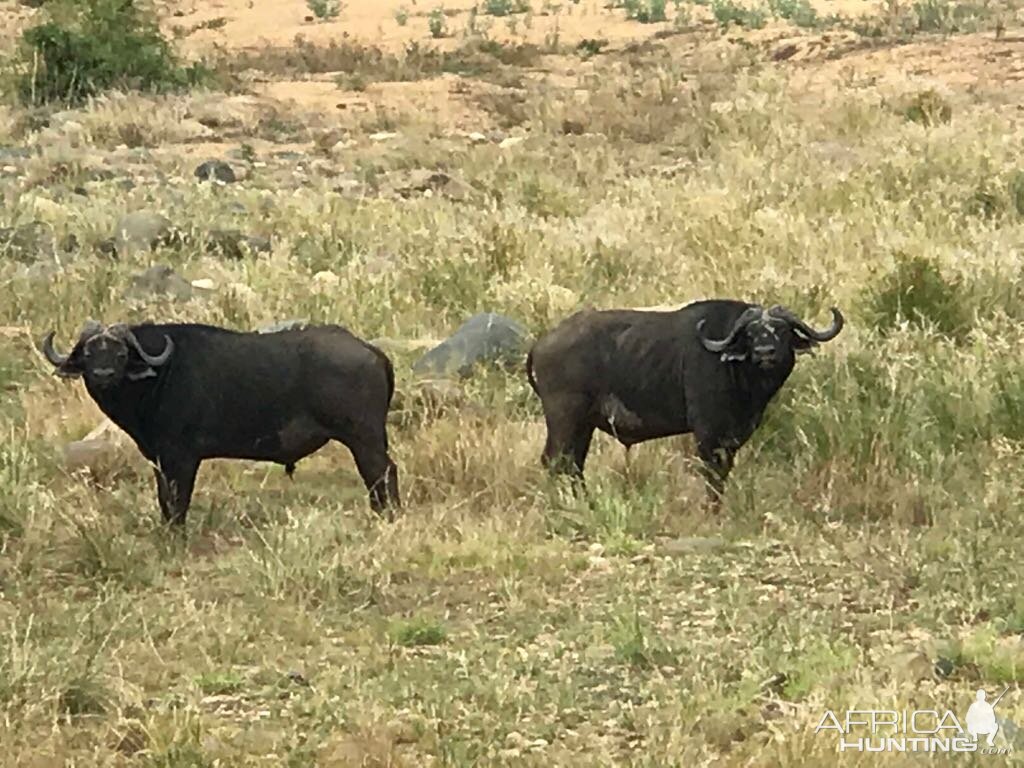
[428,7,448,37]
[912,0,988,32]
[769,0,819,27]
[623,0,669,22]
[901,88,952,126]
[711,0,768,28]
[15,0,207,107]
[388,616,448,646]
[862,253,972,339]
[307,0,342,20]
[484,0,530,16]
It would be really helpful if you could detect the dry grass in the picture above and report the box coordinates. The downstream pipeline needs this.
[1,10,1024,766]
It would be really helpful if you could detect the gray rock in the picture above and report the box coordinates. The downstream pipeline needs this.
[389,169,472,201]
[0,146,33,162]
[113,211,181,256]
[195,160,236,184]
[205,229,272,259]
[412,312,530,379]
[63,419,138,476]
[125,264,203,302]
[257,318,309,334]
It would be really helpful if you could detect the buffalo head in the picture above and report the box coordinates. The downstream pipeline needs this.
[40,321,173,389]
[697,305,843,369]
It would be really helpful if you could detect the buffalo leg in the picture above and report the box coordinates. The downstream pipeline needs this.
[154,456,199,526]
[695,439,736,507]
[540,400,594,482]
[344,437,400,521]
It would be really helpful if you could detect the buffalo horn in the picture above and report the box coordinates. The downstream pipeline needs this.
[40,331,69,366]
[125,327,173,365]
[770,306,844,342]
[697,306,764,353]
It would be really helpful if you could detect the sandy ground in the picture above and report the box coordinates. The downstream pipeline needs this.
[163,0,882,54]
[2,0,1020,137]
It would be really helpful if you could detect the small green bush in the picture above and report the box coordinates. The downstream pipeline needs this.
[901,88,952,126]
[769,0,818,27]
[623,0,668,23]
[711,0,768,28]
[912,0,988,32]
[388,616,448,646]
[428,7,448,37]
[307,0,342,20]
[862,253,972,338]
[15,0,207,107]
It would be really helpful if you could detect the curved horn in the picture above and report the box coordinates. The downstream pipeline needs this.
[770,306,844,342]
[697,306,764,353]
[40,331,69,366]
[123,327,174,366]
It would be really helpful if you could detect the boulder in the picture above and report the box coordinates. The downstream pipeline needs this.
[112,211,180,256]
[388,169,472,201]
[205,228,271,259]
[412,312,530,379]
[194,160,236,184]
[63,419,137,476]
[124,264,205,301]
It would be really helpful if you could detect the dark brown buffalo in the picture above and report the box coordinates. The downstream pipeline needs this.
[526,299,844,501]
[41,321,400,525]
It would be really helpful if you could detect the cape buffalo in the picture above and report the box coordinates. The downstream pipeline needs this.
[526,299,844,502]
[41,321,400,525]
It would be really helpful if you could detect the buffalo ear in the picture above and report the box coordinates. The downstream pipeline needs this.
[126,366,157,381]
[55,346,86,378]
[793,333,819,356]
[125,352,158,381]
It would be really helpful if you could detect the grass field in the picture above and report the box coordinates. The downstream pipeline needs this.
[1,0,1023,764]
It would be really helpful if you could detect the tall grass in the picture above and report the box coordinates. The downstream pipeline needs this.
[0,35,1022,767]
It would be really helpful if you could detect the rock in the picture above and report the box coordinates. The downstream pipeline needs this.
[170,119,214,143]
[190,278,216,291]
[369,131,399,142]
[499,135,525,149]
[390,169,472,201]
[96,238,118,258]
[562,119,586,135]
[882,650,934,684]
[204,228,271,259]
[0,146,33,162]
[312,270,340,288]
[467,131,488,144]
[63,419,136,475]
[113,211,180,256]
[412,312,530,379]
[194,160,236,184]
[258,319,309,334]
[124,264,203,302]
